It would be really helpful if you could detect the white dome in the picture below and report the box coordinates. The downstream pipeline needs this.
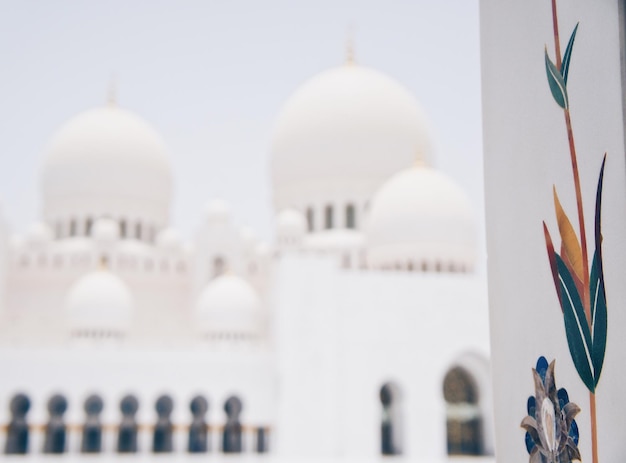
[25,222,53,246]
[365,165,476,272]
[156,227,182,252]
[204,199,231,224]
[271,63,433,219]
[255,242,271,259]
[194,274,263,338]
[276,209,306,234]
[65,268,133,336]
[276,209,306,248]
[10,234,25,251]
[41,104,172,233]
[92,218,120,243]
[239,226,258,252]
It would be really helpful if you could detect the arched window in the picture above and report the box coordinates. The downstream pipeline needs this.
[147,226,155,243]
[117,395,139,453]
[69,219,77,237]
[120,220,127,239]
[324,205,333,229]
[43,394,68,454]
[5,393,31,454]
[85,217,93,237]
[345,204,356,229]
[380,382,403,455]
[306,207,314,232]
[188,396,208,453]
[135,223,142,240]
[153,395,174,453]
[443,366,483,455]
[213,256,226,278]
[81,395,103,453]
[223,396,243,453]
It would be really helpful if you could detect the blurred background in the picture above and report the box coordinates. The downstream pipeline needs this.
[0,1,491,461]
[0,0,483,251]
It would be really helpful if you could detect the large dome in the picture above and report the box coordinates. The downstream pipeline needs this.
[41,103,172,241]
[365,165,476,272]
[271,63,433,231]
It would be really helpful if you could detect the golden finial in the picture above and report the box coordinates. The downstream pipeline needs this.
[107,74,117,106]
[414,149,426,168]
[345,26,355,65]
[99,255,109,269]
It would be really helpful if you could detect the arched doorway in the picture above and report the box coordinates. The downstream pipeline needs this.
[443,366,483,455]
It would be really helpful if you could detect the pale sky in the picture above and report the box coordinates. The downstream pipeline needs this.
[0,0,484,253]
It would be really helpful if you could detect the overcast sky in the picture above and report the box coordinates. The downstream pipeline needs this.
[0,0,484,255]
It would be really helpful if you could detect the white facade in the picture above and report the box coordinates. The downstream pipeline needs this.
[0,57,491,462]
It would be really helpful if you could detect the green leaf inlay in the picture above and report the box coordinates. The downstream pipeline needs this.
[561,22,579,85]
[545,48,569,109]
[557,254,594,392]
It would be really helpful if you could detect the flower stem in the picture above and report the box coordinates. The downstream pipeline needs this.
[550,1,590,320]
[551,1,596,462]
[590,391,598,463]
[564,107,591,319]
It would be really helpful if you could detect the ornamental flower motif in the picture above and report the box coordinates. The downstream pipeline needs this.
[521,357,581,463]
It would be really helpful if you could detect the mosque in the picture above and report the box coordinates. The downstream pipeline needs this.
[0,53,493,462]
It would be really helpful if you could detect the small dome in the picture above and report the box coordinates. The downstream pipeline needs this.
[10,234,25,250]
[239,226,258,252]
[194,274,263,339]
[205,199,231,224]
[25,222,53,246]
[255,242,271,259]
[65,268,133,336]
[365,165,475,272]
[41,104,172,231]
[156,227,182,252]
[92,218,120,243]
[271,63,433,215]
[276,209,306,238]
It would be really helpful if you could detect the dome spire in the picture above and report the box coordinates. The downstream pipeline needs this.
[345,26,355,65]
[414,148,427,167]
[107,74,117,106]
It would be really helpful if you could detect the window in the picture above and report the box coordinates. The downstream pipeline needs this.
[188,396,209,453]
[120,220,127,238]
[223,396,243,453]
[85,217,93,236]
[443,366,483,455]
[82,395,104,453]
[213,256,226,278]
[324,205,333,229]
[345,204,356,229]
[135,223,142,240]
[306,207,314,232]
[5,393,30,454]
[147,226,155,243]
[380,382,403,455]
[69,219,76,237]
